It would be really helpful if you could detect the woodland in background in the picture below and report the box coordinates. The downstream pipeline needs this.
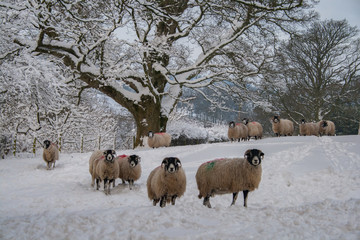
[0,1,359,157]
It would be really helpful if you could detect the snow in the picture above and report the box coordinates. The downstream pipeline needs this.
[1,135,359,239]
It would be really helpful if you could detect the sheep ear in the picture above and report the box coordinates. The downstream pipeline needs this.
[244,149,251,160]
[161,158,168,168]
[112,150,116,155]
[176,158,182,168]
[260,152,264,160]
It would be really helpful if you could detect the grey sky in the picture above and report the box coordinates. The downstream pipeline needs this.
[315,0,360,28]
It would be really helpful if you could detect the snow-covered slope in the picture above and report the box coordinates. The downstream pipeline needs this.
[1,136,359,239]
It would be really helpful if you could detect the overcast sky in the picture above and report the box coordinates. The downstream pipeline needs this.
[315,0,360,28]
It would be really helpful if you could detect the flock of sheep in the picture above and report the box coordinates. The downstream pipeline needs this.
[41,115,335,208]
[228,116,336,142]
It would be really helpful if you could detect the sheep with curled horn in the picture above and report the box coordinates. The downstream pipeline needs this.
[147,131,171,148]
[271,115,294,137]
[147,157,186,208]
[196,149,264,208]
[42,140,59,170]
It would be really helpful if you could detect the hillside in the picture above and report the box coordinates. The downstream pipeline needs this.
[0,135,359,239]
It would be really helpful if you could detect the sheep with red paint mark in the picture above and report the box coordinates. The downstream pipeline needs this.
[114,154,141,189]
[147,157,186,207]
[195,149,264,208]
[147,131,171,148]
[90,149,119,195]
[242,118,263,140]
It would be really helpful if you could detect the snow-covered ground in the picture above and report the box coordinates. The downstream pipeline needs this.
[1,135,359,240]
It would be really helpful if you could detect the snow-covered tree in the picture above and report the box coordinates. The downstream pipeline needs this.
[268,20,360,128]
[3,0,316,146]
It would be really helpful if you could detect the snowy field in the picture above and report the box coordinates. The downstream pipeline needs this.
[0,135,359,240]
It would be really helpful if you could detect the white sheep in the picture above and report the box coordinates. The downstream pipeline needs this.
[318,120,336,136]
[271,116,294,137]
[91,150,119,195]
[195,149,264,208]
[42,140,59,170]
[242,118,263,140]
[146,157,186,208]
[114,154,141,189]
[299,119,319,136]
[147,131,172,148]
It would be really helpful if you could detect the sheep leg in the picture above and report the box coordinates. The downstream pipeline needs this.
[171,195,177,205]
[113,179,115,188]
[231,192,239,206]
[129,180,134,190]
[96,179,100,190]
[160,195,167,208]
[243,190,249,207]
[203,195,212,208]
[104,179,110,195]
[153,199,159,206]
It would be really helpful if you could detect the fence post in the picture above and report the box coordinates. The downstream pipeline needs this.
[80,134,84,153]
[98,135,101,150]
[33,137,37,156]
[13,133,17,157]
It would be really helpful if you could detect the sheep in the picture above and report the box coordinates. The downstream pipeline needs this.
[91,149,119,195]
[228,121,240,142]
[42,140,59,170]
[318,120,336,136]
[115,154,141,189]
[299,119,319,136]
[147,157,186,208]
[271,116,294,137]
[147,131,171,148]
[89,150,104,187]
[242,118,263,140]
[195,149,264,208]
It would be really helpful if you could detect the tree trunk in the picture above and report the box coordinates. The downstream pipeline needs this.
[132,95,168,147]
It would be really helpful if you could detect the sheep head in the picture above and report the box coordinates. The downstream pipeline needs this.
[244,149,264,166]
[103,150,116,163]
[161,157,182,173]
[229,121,236,128]
[272,116,280,123]
[242,118,249,125]
[148,131,154,138]
[43,140,51,149]
[128,155,141,168]
[301,119,306,124]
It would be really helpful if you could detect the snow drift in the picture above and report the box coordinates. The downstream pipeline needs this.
[0,135,359,239]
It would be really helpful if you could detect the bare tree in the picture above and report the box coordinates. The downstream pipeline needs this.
[269,19,360,127]
[3,0,316,146]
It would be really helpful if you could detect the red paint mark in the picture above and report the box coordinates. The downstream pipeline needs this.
[118,154,128,158]
[155,132,167,135]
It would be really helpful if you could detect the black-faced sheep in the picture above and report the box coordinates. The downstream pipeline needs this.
[318,120,335,136]
[91,150,119,195]
[147,157,186,208]
[42,140,59,170]
[147,131,172,148]
[115,154,141,189]
[242,118,263,140]
[271,116,294,137]
[299,119,319,136]
[195,149,264,208]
